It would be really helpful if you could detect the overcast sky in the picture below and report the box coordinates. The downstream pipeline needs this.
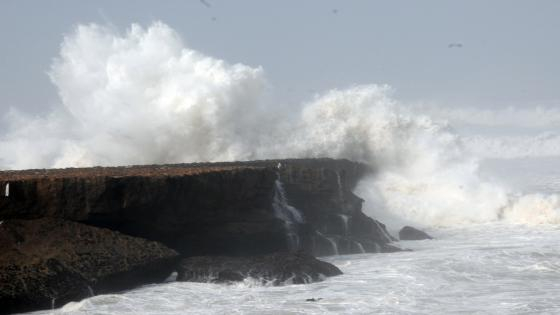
[1,0,559,117]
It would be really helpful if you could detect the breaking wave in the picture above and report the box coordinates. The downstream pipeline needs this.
[1,22,559,227]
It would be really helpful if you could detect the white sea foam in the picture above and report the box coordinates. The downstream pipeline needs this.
[28,225,560,314]
[501,193,560,225]
[1,22,558,229]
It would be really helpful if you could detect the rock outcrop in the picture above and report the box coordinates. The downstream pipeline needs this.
[399,226,433,240]
[274,160,397,255]
[0,165,284,256]
[0,159,397,257]
[177,251,342,285]
[0,218,178,314]
[0,158,402,314]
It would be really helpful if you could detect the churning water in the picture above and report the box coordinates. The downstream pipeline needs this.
[27,224,560,315]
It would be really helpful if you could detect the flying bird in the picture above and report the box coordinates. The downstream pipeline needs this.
[200,0,212,8]
[448,43,463,48]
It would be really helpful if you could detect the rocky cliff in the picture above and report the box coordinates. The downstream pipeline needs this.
[0,165,284,256]
[0,158,399,314]
[0,159,394,257]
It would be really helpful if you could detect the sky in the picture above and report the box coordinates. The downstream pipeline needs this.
[1,0,560,118]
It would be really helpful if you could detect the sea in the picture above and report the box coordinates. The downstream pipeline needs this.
[24,157,560,315]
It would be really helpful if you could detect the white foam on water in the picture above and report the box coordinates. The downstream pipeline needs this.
[28,224,560,315]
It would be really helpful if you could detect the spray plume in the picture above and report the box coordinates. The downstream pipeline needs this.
[1,22,559,227]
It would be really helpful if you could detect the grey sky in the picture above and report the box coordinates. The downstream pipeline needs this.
[1,0,559,117]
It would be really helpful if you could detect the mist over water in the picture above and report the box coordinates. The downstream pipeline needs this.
[2,22,560,229]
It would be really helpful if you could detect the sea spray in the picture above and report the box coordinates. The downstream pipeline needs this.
[0,22,267,169]
[1,22,559,228]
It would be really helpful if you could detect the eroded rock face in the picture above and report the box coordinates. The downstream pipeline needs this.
[275,160,397,255]
[177,252,342,285]
[0,166,285,256]
[0,159,398,257]
[0,159,401,314]
[399,226,433,240]
[0,218,178,314]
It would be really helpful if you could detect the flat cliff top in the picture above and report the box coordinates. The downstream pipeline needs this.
[0,158,369,181]
[0,164,263,180]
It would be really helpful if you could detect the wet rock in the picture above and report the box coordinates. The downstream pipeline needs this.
[274,160,399,254]
[0,218,178,314]
[0,159,396,256]
[0,166,285,257]
[399,226,433,240]
[177,251,342,285]
[0,159,399,257]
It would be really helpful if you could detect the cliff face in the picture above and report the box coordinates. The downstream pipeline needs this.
[0,166,284,256]
[0,159,394,257]
[276,160,396,255]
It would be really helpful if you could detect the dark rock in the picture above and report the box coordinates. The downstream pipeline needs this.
[0,218,178,314]
[0,159,398,256]
[0,165,285,257]
[177,251,342,285]
[399,226,433,240]
[273,160,399,254]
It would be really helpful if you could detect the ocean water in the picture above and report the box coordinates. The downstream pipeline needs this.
[25,158,560,315]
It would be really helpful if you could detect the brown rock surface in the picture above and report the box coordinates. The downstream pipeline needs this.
[0,159,396,257]
[0,218,178,314]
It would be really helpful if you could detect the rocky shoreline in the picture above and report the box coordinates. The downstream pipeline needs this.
[0,158,398,314]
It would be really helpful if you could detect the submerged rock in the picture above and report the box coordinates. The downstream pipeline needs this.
[177,251,342,285]
[306,298,323,302]
[0,218,178,314]
[399,226,433,240]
